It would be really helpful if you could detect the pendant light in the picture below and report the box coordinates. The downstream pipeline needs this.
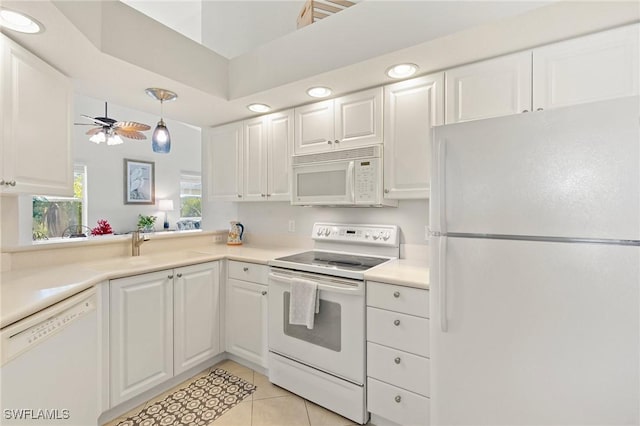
[145,88,177,154]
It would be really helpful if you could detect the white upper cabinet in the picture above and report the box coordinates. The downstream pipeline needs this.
[445,51,532,124]
[266,110,294,201]
[243,109,293,201]
[334,87,383,148]
[1,34,73,196]
[243,117,268,201]
[204,122,243,201]
[384,73,444,199]
[294,100,334,154]
[294,87,383,154]
[533,24,639,110]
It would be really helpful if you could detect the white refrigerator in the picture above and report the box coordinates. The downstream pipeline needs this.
[429,96,639,425]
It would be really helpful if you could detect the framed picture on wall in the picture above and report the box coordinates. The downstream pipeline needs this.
[124,159,155,204]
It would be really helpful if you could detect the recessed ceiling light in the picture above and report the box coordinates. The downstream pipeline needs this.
[0,8,43,34]
[307,87,332,98]
[386,63,418,79]
[247,103,271,113]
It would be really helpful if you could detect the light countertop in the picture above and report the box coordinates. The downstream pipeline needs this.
[1,244,429,329]
[365,258,429,289]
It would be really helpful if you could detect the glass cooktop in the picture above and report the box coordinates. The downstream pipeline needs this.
[274,250,391,272]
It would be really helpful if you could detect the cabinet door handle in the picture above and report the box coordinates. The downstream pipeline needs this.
[393,319,400,326]
[327,140,332,144]
[261,194,266,197]
[522,109,529,113]
[261,291,267,296]
[243,267,249,272]
[536,107,544,111]
[176,273,182,278]
[393,291,400,298]
[168,274,174,279]
[384,189,389,194]
[237,194,242,198]
[0,179,4,186]
[334,139,340,144]
[395,395,402,403]
[394,357,401,364]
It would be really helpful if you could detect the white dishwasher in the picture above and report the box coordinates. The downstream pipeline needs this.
[0,287,99,426]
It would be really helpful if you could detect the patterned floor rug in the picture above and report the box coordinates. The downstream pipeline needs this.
[116,368,256,426]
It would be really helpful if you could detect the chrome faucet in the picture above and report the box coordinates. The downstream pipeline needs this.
[131,230,149,256]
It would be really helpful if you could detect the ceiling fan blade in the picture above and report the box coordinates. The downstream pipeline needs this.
[74,123,96,126]
[85,127,103,135]
[115,121,151,131]
[80,114,113,127]
[115,129,147,140]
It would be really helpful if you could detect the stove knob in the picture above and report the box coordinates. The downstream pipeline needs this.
[317,227,324,236]
[365,232,370,239]
[372,233,380,240]
[382,232,390,241]
[324,228,331,236]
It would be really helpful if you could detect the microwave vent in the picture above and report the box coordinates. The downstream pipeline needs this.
[293,145,381,165]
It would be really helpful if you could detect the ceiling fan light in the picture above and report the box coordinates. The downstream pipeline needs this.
[107,134,124,146]
[89,132,106,144]
[152,120,171,153]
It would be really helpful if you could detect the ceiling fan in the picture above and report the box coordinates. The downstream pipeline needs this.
[75,102,150,145]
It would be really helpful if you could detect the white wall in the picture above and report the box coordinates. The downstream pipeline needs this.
[203,199,428,247]
[74,95,201,233]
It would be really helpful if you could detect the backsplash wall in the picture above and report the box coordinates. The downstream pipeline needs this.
[205,199,429,247]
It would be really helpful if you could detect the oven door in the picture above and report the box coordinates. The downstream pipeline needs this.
[268,268,365,384]
[291,160,355,205]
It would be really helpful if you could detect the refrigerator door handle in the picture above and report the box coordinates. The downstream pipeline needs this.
[439,235,448,332]
[430,137,447,235]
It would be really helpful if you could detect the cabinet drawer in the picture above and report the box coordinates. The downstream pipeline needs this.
[367,307,429,357]
[228,261,268,285]
[367,281,429,318]
[367,342,429,397]
[367,377,430,426]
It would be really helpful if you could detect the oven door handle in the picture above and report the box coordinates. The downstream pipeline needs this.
[269,272,363,295]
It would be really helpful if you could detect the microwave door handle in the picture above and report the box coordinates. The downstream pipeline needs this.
[347,161,355,203]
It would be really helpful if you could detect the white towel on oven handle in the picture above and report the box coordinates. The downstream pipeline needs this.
[289,277,320,329]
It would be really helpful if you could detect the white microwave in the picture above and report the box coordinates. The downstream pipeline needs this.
[291,145,397,207]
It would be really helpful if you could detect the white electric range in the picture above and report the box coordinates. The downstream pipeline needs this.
[267,223,399,424]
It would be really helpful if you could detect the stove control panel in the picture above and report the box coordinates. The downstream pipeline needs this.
[312,223,399,247]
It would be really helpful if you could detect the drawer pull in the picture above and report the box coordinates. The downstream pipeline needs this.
[394,357,401,364]
[243,267,249,272]
[393,291,400,298]
[261,291,267,296]
[395,395,402,403]
[168,274,174,279]
[393,319,401,326]
[176,273,183,278]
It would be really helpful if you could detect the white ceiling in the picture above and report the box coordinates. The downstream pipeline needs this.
[1,1,636,129]
[122,0,308,59]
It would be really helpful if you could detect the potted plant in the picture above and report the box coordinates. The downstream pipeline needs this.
[137,214,157,232]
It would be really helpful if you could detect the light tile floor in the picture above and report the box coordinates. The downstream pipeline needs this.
[105,359,358,426]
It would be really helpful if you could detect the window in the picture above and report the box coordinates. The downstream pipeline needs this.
[32,165,87,240]
[180,171,201,221]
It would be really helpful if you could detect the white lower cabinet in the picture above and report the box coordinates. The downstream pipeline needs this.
[110,262,220,406]
[174,263,221,375]
[225,261,268,367]
[366,281,430,425]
